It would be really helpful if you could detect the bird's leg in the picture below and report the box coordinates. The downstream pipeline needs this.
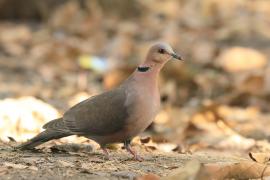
[124,140,143,161]
[101,147,110,160]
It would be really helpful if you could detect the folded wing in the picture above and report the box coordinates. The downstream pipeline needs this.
[63,87,129,136]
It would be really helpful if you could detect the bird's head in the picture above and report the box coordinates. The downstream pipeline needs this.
[148,43,182,63]
[139,43,182,72]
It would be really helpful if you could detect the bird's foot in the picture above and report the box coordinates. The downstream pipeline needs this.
[132,153,144,161]
[101,147,111,160]
[124,140,144,161]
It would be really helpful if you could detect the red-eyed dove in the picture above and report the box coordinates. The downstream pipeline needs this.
[18,42,183,161]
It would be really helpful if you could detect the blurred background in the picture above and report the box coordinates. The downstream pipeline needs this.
[0,0,270,153]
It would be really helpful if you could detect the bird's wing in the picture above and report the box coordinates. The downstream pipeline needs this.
[42,118,71,133]
[63,87,129,136]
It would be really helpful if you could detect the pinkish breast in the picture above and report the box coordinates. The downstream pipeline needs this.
[122,71,161,139]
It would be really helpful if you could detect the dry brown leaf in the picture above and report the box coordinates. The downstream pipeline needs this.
[249,152,270,164]
[157,143,178,153]
[204,161,270,179]
[136,173,160,180]
[140,136,152,144]
[216,134,255,150]
[162,160,201,180]
[0,97,59,142]
[216,47,267,73]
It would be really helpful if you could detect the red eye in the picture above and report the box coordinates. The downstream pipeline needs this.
[158,48,165,54]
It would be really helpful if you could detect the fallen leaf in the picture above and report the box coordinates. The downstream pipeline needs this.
[162,159,201,180]
[204,161,270,179]
[216,47,267,73]
[157,143,178,153]
[140,137,151,144]
[7,136,16,142]
[136,173,160,180]
[249,152,270,164]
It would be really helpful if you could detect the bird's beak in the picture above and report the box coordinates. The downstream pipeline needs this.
[170,52,183,60]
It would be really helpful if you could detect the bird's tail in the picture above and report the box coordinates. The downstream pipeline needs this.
[17,118,71,150]
[17,130,70,150]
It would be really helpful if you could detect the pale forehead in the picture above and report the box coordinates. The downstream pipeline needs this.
[152,42,173,52]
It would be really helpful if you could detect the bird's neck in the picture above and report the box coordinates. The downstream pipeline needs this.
[135,65,160,78]
[133,64,160,91]
[137,60,165,73]
[131,59,166,91]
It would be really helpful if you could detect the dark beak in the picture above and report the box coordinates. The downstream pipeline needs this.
[170,53,183,60]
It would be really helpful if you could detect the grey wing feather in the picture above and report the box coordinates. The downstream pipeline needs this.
[63,87,129,136]
[42,118,70,133]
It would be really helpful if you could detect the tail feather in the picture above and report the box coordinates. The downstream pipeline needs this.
[17,130,71,150]
[17,118,71,150]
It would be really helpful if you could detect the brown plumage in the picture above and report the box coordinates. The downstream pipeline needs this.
[18,42,183,161]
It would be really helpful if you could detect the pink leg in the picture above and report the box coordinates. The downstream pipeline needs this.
[124,140,143,161]
[101,147,110,160]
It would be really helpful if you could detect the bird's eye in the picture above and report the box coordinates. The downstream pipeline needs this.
[158,48,165,54]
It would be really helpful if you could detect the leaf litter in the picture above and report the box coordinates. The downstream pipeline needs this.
[1,0,270,179]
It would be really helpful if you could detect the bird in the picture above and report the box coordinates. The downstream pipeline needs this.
[17,42,183,161]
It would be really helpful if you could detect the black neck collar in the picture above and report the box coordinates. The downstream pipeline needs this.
[137,66,150,72]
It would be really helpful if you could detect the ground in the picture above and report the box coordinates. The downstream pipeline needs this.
[1,1,270,179]
[0,141,246,180]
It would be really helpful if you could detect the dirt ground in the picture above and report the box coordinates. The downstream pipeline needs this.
[0,141,246,180]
